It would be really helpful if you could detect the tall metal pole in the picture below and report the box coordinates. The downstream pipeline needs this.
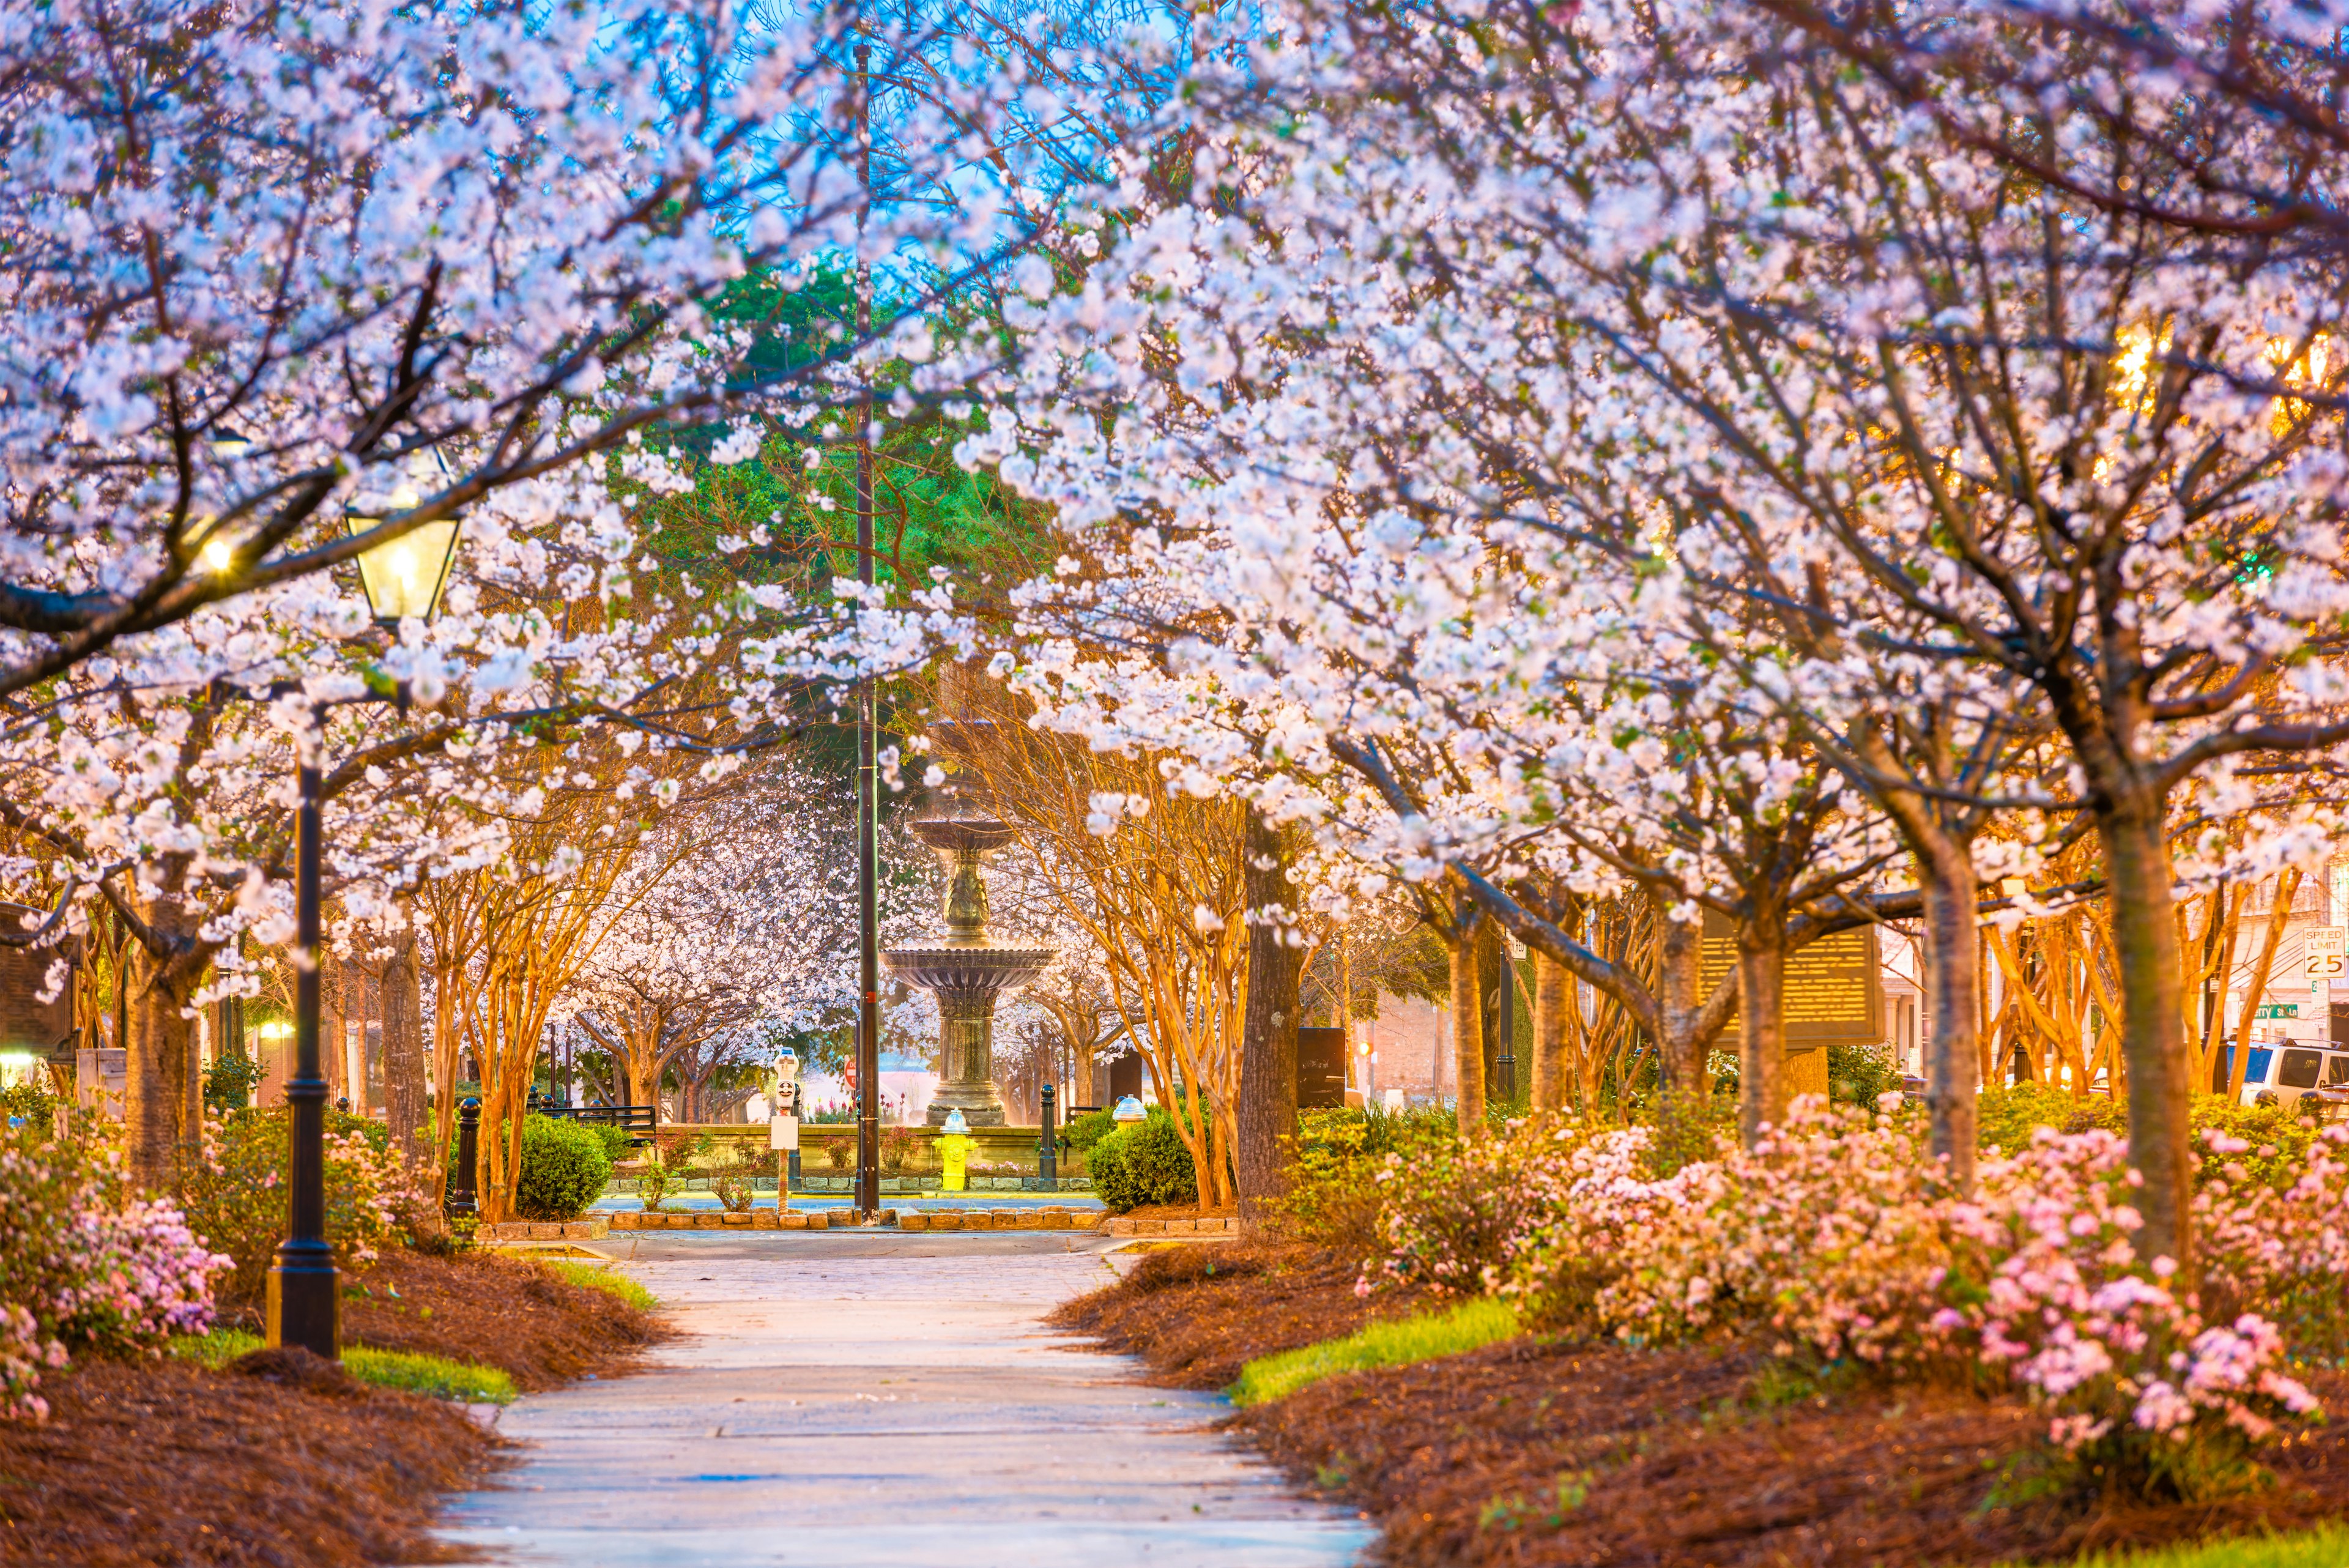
[852,35,881,1219]
[268,712,340,1356]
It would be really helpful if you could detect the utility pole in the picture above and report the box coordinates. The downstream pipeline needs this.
[853,34,881,1219]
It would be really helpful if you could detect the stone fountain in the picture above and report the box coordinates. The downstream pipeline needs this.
[883,816,1054,1127]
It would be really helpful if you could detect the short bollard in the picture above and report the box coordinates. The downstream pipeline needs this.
[1037,1083,1058,1188]
[446,1097,480,1222]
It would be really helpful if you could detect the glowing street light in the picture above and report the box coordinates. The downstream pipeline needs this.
[346,478,461,626]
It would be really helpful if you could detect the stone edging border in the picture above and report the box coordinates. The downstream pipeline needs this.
[476,1210,1243,1239]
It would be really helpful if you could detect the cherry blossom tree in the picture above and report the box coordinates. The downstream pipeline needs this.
[972,0,2349,1273]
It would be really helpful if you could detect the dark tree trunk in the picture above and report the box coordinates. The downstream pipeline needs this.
[123,888,207,1194]
[1654,893,1710,1113]
[1917,845,1982,1189]
[1236,811,1303,1227]
[2101,793,2194,1276]
[1735,918,1788,1148]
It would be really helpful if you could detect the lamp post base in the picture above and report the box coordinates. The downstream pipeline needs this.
[266,1243,341,1359]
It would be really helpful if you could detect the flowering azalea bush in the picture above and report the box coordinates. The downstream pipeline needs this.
[0,1126,227,1421]
[1369,1096,2342,1498]
[180,1109,416,1318]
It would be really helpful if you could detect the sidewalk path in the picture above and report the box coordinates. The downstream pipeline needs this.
[433,1233,1374,1567]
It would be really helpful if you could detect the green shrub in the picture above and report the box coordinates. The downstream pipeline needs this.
[1088,1108,1198,1212]
[513,1115,612,1221]
[1062,1107,1116,1152]
[1976,1086,2321,1189]
[1278,1105,1460,1251]
[183,1109,412,1320]
[199,1055,264,1114]
[1827,1041,1900,1105]
[1,1080,56,1124]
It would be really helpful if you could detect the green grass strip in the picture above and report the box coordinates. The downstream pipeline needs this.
[172,1326,262,1368]
[342,1345,516,1404]
[539,1258,658,1312]
[171,1327,514,1403]
[1229,1296,1521,1408]
[1997,1526,2349,1568]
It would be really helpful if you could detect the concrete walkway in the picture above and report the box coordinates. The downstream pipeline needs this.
[432,1233,1375,1567]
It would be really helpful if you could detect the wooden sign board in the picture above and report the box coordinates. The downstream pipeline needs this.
[1296,1027,1348,1109]
[1699,912,1885,1046]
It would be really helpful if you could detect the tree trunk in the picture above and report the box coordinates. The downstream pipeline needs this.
[628,1033,662,1120]
[122,896,207,1194]
[1653,895,1709,1112]
[381,927,429,1166]
[1236,812,1302,1227]
[1735,926,1787,1147]
[1449,905,1488,1134]
[1530,951,1570,1112]
[1918,847,1982,1189]
[2100,797,2194,1277]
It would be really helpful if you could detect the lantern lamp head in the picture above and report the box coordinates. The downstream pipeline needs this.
[346,475,461,626]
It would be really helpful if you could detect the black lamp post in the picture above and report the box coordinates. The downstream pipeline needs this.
[1037,1083,1057,1189]
[263,464,463,1359]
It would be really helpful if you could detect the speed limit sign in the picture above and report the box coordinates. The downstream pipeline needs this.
[2307,927,2345,978]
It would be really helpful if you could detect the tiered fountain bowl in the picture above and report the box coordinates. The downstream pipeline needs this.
[883,817,1053,1127]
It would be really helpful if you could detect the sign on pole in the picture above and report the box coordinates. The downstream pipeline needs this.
[2306,928,2345,978]
[769,1113,800,1151]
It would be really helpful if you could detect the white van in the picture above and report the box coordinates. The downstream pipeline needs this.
[2227,1043,2349,1112]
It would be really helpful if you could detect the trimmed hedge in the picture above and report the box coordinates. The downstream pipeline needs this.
[1088,1108,1198,1212]
[514,1114,614,1221]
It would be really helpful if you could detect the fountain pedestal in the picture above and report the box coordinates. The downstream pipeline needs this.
[883,819,1053,1128]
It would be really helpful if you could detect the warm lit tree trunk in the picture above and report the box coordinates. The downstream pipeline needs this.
[1448,906,1488,1135]
[1475,918,1505,1098]
[1236,812,1302,1228]
[381,926,430,1167]
[1530,951,1570,1112]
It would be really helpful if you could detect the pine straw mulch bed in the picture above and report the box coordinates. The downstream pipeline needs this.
[0,1349,497,1567]
[1058,1241,2349,1568]
[343,1247,672,1391]
[1050,1239,1438,1388]
[0,1245,674,1565]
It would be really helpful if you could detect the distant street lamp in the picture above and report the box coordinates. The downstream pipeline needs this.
[267,462,464,1360]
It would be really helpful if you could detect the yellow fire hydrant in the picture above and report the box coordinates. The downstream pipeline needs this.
[938,1107,973,1192]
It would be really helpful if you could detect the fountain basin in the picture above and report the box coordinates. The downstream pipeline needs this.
[881,945,1054,997]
